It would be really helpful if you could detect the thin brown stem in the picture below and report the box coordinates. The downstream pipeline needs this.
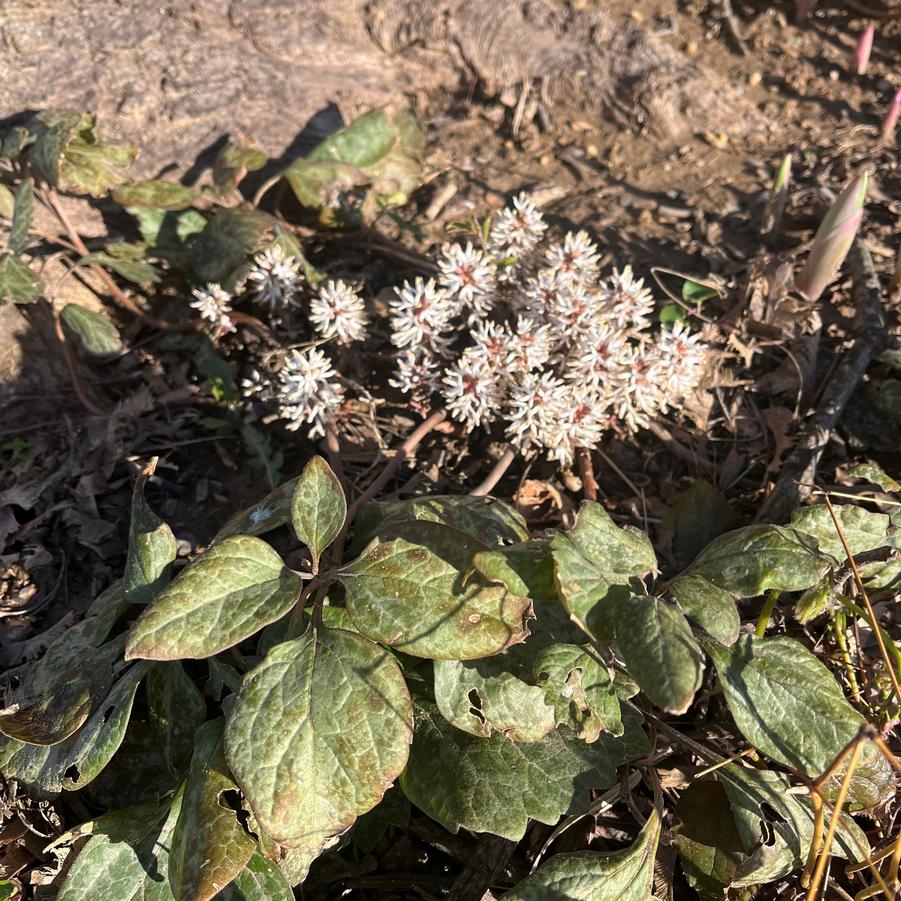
[576,446,598,501]
[471,446,516,497]
[53,309,107,416]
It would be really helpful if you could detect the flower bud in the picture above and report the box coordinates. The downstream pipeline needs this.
[851,23,874,75]
[795,173,867,301]
[881,87,901,144]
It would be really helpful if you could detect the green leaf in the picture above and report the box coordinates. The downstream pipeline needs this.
[705,635,894,810]
[0,639,120,745]
[682,278,720,304]
[308,109,401,167]
[125,535,304,661]
[124,460,177,605]
[0,662,151,799]
[114,179,198,210]
[659,303,686,325]
[214,476,300,541]
[213,140,267,194]
[669,574,740,645]
[170,720,255,901]
[846,462,901,493]
[352,494,528,553]
[719,764,870,885]
[0,253,41,304]
[26,110,84,187]
[790,503,892,562]
[340,522,533,660]
[0,183,14,220]
[473,541,558,599]
[59,134,137,196]
[81,250,161,285]
[686,525,830,597]
[224,626,412,851]
[613,595,704,714]
[533,644,622,741]
[551,502,656,639]
[192,208,272,284]
[131,206,206,266]
[672,781,743,896]
[291,456,346,571]
[8,178,33,253]
[433,658,555,742]
[216,851,294,900]
[61,303,122,356]
[147,662,207,775]
[57,788,181,901]
[400,702,649,840]
[503,810,660,901]
[663,480,735,569]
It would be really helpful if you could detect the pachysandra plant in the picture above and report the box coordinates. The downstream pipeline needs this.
[3,454,898,899]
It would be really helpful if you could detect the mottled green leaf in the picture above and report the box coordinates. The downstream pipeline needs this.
[672,781,743,896]
[669,574,740,645]
[474,541,557,599]
[216,851,294,900]
[686,525,830,597]
[846,462,901,493]
[664,479,736,569]
[214,476,300,541]
[551,502,655,640]
[8,178,33,253]
[352,494,528,553]
[26,110,83,186]
[790,504,891,562]
[291,456,346,570]
[706,635,893,810]
[192,208,271,283]
[61,303,122,356]
[0,662,151,799]
[147,662,207,775]
[0,253,40,304]
[433,657,555,741]
[400,702,649,840]
[114,179,198,210]
[131,206,206,266]
[59,132,137,196]
[533,643,622,741]
[170,720,255,901]
[341,522,532,659]
[81,250,161,285]
[125,536,304,661]
[720,764,870,886]
[124,460,177,604]
[504,810,660,901]
[224,626,412,850]
[0,638,120,745]
[213,141,267,194]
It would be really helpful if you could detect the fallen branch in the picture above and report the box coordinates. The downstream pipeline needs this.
[756,239,888,523]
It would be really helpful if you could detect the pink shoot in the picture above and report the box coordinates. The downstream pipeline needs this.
[882,87,901,144]
[851,23,875,75]
[795,173,868,302]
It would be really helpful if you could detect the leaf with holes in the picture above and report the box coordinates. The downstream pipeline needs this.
[400,702,649,839]
[669,574,740,645]
[719,764,870,886]
[124,461,177,605]
[170,719,255,901]
[291,456,346,571]
[125,536,303,661]
[504,810,660,901]
[532,644,622,741]
[224,626,412,852]
[0,662,151,799]
[433,658,555,742]
[613,595,704,715]
[340,522,532,659]
[685,525,830,597]
[0,253,40,304]
[61,304,122,356]
[706,635,894,810]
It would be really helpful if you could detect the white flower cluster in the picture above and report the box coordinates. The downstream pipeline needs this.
[389,194,706,465]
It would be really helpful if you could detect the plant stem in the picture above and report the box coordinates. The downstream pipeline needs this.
[575,446,598,501]
[833,609,861,702]
[470,446,516,497]
[53,308,107,416]
[755,589,780,638]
